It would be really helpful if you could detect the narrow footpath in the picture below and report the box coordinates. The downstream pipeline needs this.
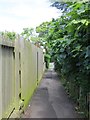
[22,69,82,118]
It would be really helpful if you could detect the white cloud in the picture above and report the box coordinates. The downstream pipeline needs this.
[0,0,61,33]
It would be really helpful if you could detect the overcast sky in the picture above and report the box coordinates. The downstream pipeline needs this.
[0,0,61,33]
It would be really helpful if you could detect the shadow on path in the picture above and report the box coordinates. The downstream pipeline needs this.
[22,69,83,118]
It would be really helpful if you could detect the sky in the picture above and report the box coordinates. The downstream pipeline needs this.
[0,0,61,33]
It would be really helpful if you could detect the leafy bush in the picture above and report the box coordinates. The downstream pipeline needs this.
[36,1,90,117]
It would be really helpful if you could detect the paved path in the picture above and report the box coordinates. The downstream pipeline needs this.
[22,69,82,118]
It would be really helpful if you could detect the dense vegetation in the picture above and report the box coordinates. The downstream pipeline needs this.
[36,1,90,117]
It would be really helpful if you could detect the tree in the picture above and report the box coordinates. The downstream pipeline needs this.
[21,27,34,40]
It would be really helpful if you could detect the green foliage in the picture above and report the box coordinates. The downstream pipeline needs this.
[36,1,90,117]
[0,31,16,40]
[21,27,41,44]
[21,27,34,40]
[44,54,51,69]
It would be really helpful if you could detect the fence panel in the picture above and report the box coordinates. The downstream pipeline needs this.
[37,47,44,84]
[0,39,15,119]
[0,37,44,119]
[0,44,2,119]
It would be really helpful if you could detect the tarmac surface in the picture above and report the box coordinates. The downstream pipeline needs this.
[22,69,82,118]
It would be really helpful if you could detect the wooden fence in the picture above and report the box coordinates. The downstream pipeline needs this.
[0,36,45,119]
